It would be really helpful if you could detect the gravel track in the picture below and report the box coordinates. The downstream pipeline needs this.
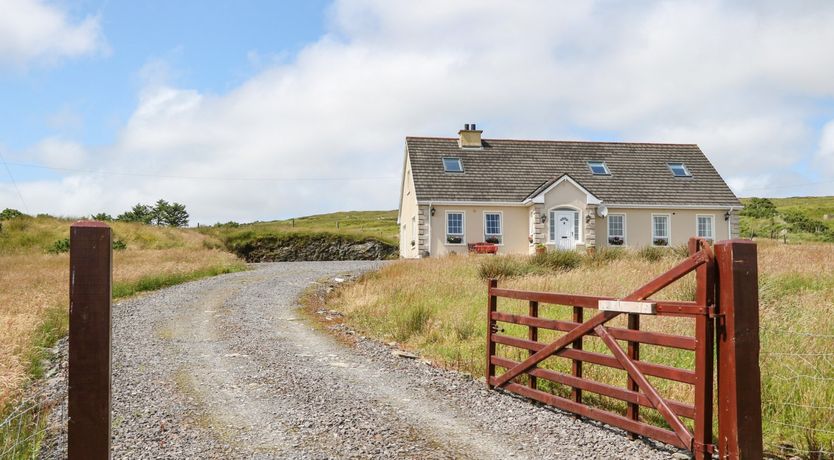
[40,261,686,459]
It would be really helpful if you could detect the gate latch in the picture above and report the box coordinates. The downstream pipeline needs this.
[708,305,724,318]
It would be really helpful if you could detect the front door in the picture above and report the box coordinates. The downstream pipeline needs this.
[554,211,575,250]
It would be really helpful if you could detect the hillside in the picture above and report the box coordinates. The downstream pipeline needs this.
[740,196,834,242]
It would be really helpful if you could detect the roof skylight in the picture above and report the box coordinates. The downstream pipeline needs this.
[667,162,691,177]
[442,157,463,173]
[587,161,610,176]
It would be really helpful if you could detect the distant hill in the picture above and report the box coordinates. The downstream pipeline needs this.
[739,196,834,242]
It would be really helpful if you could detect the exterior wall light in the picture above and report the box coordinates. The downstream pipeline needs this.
[724,211,730,221]
[540,215,547,224]
[585,214,592,224]
[430,207,436,216]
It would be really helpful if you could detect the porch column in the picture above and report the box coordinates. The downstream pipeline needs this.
[532,205,545,246]
[584,205,597,248]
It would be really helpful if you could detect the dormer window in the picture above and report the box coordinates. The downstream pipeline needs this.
[668,162,691,177]
[442,157,463,173]
[587,161,610,175]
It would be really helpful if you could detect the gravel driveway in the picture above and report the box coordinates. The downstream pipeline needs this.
[42,261,684,459]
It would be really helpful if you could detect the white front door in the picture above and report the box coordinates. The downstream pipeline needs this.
[554,211,575,250]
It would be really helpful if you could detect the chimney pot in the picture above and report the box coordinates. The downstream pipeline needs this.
[471,123,476,130]
[464,123,470,130]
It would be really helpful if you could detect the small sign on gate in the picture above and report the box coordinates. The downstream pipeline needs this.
[598,299,656,314]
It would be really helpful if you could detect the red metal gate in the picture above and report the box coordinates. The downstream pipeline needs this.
[485,238,762,459]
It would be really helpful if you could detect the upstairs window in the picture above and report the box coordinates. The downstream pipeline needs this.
[442,157,463,173]
[587,161,611,175]
[668,162,691,177]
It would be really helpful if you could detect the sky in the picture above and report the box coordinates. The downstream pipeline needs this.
[1,0,834,224]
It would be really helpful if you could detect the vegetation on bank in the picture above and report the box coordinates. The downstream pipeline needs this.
[322,243,834,457]
[197,210,399,245]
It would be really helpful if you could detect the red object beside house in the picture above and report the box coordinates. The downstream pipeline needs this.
[470,243,498,254]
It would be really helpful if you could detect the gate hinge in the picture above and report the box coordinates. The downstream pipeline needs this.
[708,304,724,319]
[490,324,504,334]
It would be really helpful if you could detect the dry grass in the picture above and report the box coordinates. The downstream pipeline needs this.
[329,242,834,456]
[0,217,244,408]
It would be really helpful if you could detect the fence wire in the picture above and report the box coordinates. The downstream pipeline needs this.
[0,341,67,460]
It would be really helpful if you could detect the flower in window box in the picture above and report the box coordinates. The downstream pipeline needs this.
[608,236,623,246]
[447,235,462,244]
[654,238,668,246]
[485,236,500,244]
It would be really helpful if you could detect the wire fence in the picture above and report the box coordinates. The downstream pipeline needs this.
[0,341,67,460]
[760,326,834,460]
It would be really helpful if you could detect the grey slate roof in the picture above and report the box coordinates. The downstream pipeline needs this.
[406,137,740,206]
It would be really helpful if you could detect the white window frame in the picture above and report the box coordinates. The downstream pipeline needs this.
[651,213,671,247]
[587,161,611,176]
[547,206,582,244]
[445,210,465,245]
[483,211,503,246]
[442,157,464,173]
[607,213,626,246]
[696,214,715,240]
[667,162,692,177]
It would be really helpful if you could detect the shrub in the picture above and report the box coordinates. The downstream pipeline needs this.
[478,256,529,279]
[585,247,625,266]
[670,244,690,259]
[638,246,665,262]
[0,208,25,220]
[112,239,127,251]
[531,250,582,271]
[46,238,70,254]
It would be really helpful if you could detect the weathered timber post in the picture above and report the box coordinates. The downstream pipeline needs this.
[486,279,498,389]
[68,221,112,460]
[714,240,762,459]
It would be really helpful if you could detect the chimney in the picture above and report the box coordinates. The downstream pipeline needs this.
[458,122,483,148]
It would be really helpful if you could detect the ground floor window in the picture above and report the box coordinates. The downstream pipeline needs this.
[446,211,464,244]
[697,215,714,240]
[652,214,670,246]
[484,212,502,244]
[608,214,625,245]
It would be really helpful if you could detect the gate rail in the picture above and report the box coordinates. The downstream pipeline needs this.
[485,238,762,460]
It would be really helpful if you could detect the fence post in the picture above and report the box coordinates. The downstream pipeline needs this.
[528,300,539,390]
[714,240,762,459]
[486,279,497,389]
[68,221,112,460]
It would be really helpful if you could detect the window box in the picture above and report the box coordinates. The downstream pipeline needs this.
[608,236,624,246]
[485,236,501,244]
[653,238,669,246]
[447,235,463,244]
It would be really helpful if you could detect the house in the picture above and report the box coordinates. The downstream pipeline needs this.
[398,124,741,258]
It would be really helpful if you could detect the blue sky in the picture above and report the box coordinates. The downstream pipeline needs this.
[1,1,834,223]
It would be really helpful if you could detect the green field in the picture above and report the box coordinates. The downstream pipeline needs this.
[740,196,834,243]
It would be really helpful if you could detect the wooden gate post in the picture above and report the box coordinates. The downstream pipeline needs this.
[68,221,112,460]
[714,240,762,459]
[486,279,498,389]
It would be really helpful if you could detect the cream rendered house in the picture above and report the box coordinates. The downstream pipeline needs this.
[398,125,741,258]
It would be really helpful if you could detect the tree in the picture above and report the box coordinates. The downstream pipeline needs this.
[0,208,25,220]
[117,204,154,224]
[741,198,777,218]
[162,202,189,227]
[151,199,171,226]
[92,212,113,221]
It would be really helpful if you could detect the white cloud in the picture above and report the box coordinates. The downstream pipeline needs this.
[5,0,834,221]
[0,0,105,68]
